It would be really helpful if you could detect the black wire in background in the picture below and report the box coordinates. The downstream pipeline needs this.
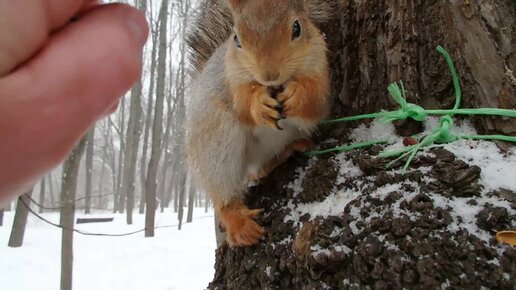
[18,197,213,237]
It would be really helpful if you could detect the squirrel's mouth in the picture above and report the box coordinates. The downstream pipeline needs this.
[267,85,284,99]
[258,80,285,87]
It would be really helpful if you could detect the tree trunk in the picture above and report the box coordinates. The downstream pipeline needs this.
[39,178,46,214]
[139,20,159,215]
[114,99,126,213]
[48,174,55,209]
[84,127,95,214]
[8,190,33,247]
[0,208,4,227]
[60,137,87,290]
[97,124,108,210]
[177,173,186,230]
[190,1,516,289]
[186,176,195,223]
[145,0,169,237]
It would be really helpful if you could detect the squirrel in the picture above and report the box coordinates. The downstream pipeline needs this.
[185,0,334,247]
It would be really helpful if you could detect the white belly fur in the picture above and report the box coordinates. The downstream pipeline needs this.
[245,118,312,176]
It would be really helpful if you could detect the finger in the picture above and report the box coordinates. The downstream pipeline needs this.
[262,106,283,121]
[46,0,100,30]
[0,0,98,76]
[0,0,48,76]
[0,4,148,197]
[262,95,281,109]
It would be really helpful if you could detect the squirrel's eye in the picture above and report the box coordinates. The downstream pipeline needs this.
[234,34,242,48]
[292,20,301,40]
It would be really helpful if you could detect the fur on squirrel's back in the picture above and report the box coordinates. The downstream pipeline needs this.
[185,42,246,203]
[187,0,339,74]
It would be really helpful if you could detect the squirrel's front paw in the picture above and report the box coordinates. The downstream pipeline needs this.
[219,202,264,247]
[250,86,284,130]
[277,81,305,118]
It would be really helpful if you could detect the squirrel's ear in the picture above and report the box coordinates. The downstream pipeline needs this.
[227,0,246,12]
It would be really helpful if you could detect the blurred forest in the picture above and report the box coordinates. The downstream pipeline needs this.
[1,0,203,228]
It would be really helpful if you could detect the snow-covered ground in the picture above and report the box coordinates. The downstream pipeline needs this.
[0,208,216,290]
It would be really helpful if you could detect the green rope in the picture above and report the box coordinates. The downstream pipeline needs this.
[436,45,462,110]
[461,135,516,143]
[379,46,462,173]
[323,108,516,125]
[305,46,515,173]
[321,113,384,125]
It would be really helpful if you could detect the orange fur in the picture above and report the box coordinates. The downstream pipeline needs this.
[232,82,282,129]
[277,74,330,122]
[217,199,264,247]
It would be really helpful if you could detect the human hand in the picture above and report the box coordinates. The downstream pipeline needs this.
[0,0,148,200]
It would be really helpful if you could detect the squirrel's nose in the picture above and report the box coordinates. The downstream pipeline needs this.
[264,71,280,82]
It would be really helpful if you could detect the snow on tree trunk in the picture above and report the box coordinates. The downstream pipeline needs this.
[203,1,515,289]
[8,190,33,247]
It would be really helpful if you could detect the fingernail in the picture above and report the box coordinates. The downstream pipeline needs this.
[126,9,149,46]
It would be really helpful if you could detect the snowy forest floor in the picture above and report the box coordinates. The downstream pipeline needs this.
[0,208,216,290]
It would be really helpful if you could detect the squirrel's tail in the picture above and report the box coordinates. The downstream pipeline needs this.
[186,0,232,74]
[186,0,339,74]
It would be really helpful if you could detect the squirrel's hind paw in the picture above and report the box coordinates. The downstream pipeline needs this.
[219,203,265,247]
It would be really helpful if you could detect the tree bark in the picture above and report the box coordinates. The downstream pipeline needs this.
[8,190,33,247]
[48,174,55,209]
[193,0,516,289]
[60,137,87,290]
[39,178,46,214]
[84,127,95,214]
[114,99,126,213]
[0,207,4,227]
[139,19,159,215]
[177,174,186,230]
[186,175,195,223]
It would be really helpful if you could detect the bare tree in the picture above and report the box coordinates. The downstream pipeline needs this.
[84,127,95,214]
[8,189,33,247]
[47,174,56,208]
[97,120,110,209]
[186,175,195,223]
[177,174,187,230]
[114,99,126,213]
[145,0,169,237]
[60,137,87,290]
[120,0,147,224]
[39,178,46,214]
[139,8,159,215]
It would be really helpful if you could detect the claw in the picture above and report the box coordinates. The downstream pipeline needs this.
[275,120,283,130]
